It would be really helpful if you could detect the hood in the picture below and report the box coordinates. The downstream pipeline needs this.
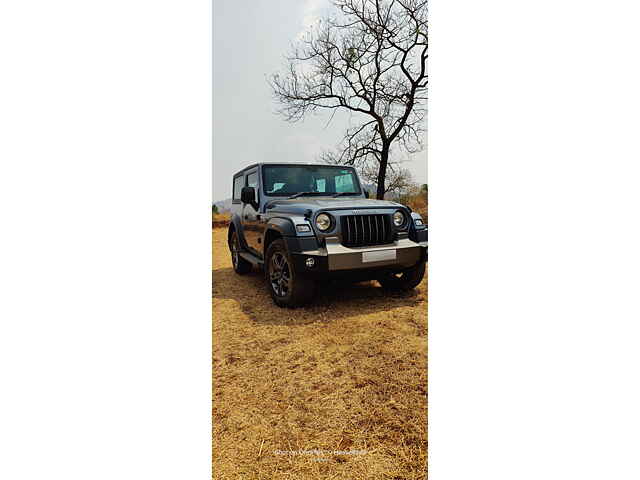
[265,197,403,215]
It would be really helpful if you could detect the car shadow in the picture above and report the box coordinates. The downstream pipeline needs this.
[212,266,425,325]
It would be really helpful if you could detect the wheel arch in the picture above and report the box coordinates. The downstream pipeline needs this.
[263,217,296,254]
[228,214,245,248]
[227,222,235,244]
[263,228,283,256]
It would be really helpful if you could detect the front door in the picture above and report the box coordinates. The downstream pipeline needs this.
[243,170,262,254]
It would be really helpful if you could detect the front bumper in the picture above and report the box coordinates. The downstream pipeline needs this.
[289,236,427,275]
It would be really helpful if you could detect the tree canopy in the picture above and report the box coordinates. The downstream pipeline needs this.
[271,0,427,199]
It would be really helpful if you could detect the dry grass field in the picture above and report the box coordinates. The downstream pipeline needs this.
[212,212,231,229]
[212,227,427,479]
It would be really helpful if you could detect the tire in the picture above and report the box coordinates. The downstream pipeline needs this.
[229,230,252,275]
[265,239,316,308]
[377,261,426,291]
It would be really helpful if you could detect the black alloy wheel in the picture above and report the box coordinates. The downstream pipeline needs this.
[269,252,291,297]
[265,239,316,308]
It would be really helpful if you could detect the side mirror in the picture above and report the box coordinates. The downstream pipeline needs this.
[364,189,370,199]
[241,186,257,206]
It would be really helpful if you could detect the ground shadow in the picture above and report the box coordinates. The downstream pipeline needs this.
[213,265,424,325]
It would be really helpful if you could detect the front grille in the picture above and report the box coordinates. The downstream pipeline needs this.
[340,214,394,247]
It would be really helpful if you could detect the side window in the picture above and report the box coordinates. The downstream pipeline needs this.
[247,171,258,189]
[233,175,244,201]
[335,173,355,193]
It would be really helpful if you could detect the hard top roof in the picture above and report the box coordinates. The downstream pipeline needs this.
[232,162,357,176]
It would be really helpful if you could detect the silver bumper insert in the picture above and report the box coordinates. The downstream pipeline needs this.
[301,237,425,271]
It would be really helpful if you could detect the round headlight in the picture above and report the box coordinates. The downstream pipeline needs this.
[315,213,332,231]
[393,210,406,227]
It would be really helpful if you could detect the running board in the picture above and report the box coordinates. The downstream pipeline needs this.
[239,250,264,266]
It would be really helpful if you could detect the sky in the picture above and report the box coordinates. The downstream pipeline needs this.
[213,0,427,201]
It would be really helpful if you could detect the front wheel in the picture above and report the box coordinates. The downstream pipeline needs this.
[377,261,426,291]
[265,239,316,308]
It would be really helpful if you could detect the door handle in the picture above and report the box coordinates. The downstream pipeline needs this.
[244,215,248,220]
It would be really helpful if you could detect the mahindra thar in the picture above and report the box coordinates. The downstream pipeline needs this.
[227,163,427,308]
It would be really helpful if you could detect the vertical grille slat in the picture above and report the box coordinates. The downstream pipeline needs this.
[353,216,358,244]
[352,216,357,244]
[371,215,377,243]
[340,214,393,247]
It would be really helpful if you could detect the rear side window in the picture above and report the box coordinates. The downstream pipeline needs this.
[233,175,244,201]
[247,171,258,189]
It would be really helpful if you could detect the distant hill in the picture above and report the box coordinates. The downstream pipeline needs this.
[214,198,232,213]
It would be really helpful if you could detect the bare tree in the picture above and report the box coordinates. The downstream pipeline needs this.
[270,0,427,199]
[359,162,414,197]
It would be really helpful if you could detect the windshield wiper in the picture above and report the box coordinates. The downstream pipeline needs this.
[287,191,317,199]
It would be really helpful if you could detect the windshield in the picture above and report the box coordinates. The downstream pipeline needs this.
[262,165,361,196]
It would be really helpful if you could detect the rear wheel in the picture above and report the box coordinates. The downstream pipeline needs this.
[265,239,316,308]
[377,261,426,291]
[229,230,251,274]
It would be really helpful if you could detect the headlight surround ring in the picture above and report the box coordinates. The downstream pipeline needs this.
[393,210,406,228]
[315,213,333,231]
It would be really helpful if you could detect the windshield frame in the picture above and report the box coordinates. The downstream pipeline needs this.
[260,164,363,197]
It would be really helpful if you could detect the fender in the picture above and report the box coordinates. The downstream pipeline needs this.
[262,216,321,256]
[409,211,427,243]
[229,213,250,250]
[264,216,297,237]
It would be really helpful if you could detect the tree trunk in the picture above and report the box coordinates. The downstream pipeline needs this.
[375,146,389,200]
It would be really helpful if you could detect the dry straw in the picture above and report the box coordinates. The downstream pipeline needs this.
[212,228,427,479]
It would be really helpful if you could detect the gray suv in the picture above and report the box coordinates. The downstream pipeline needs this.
[228,163,427,308]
